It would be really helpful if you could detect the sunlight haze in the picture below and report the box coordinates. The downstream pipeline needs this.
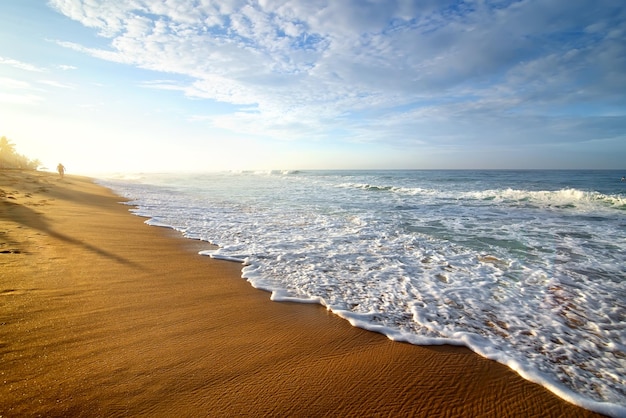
[1,0,624,174]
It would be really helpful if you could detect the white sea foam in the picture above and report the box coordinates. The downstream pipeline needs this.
[99,170,626,417]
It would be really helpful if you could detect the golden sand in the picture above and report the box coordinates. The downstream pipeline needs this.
[0,170,602,417]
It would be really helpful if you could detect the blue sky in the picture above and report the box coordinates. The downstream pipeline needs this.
[1,0,624,173]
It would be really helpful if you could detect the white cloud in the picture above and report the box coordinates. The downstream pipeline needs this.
[0,56,46,72]
[47,0,626,148]
[38,80,76,89]
[0,77,32,90]
[0,76,45,105]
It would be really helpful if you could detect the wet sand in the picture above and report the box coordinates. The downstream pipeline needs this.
[0,170,603,417]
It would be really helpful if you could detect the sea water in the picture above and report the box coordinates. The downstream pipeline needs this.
[99,170,626,416]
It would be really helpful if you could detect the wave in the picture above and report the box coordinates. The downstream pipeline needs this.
[337,182,433,196]
[338,182,625,212]
[227,169,302,176]
[270,169,301,175]
[470,188,626,211]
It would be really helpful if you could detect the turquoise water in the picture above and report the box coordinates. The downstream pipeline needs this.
[101,170,626,416]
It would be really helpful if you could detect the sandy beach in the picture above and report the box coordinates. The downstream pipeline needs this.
[0,170,603,417]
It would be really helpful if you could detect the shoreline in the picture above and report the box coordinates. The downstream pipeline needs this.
[0,170,604,417]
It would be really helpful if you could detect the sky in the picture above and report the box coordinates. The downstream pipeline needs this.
[0,0,625,174]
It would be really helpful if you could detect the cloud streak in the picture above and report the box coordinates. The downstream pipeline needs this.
[48,0,626,150]
[38,80,76,89]
[0,56,47,72]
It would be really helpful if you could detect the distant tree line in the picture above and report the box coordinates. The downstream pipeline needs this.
[0,136,41,170]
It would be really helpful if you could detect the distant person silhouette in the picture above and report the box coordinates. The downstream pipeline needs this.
[57,163,65,179]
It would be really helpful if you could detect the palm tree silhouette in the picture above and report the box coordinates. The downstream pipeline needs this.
[0,136,17,169]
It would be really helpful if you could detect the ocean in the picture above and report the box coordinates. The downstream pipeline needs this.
[99,170,626,416]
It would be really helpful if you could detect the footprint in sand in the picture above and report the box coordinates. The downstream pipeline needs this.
[0,248,22,254]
